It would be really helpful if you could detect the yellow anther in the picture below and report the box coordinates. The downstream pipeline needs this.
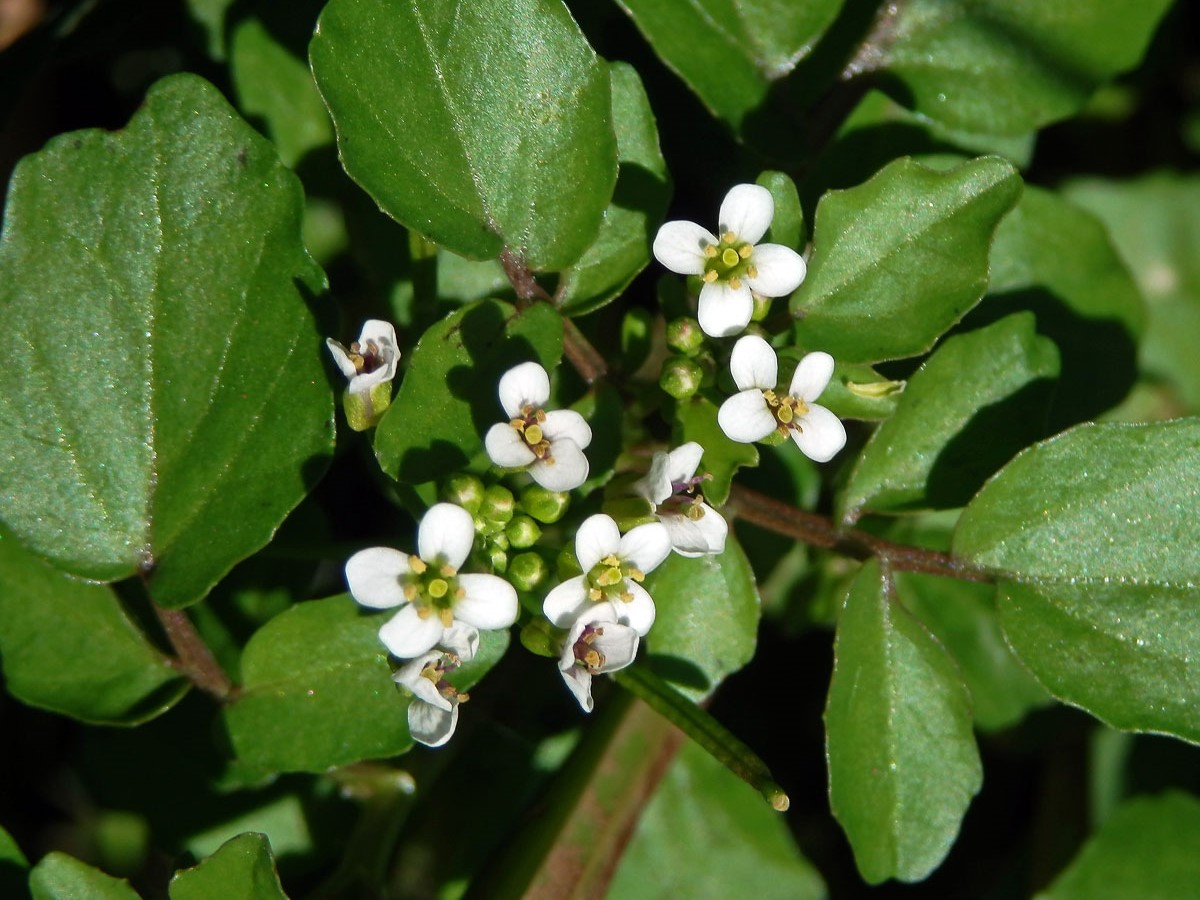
[588,587,603,602]
[420,663,440,683]
[728,277,742,290]
[416,606,432,619]
[721,247,740,267]
[409,556,427,575]
[739,244,753,259]
[596,567,622,588]
[440,564,457,578]
[703,270,719,283]
[627,567,645,583]
[439,608,454,627]
[703,245,718,259]
[428,578,449,599]
[722,231,736,242]
[403,584,418,601]
[457,691,470,704]
[619,590,634,603]
[583,649,603,670]
[746,264,758,278]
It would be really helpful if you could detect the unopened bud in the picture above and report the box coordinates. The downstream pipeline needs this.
[506,514,542,549]
[486,542,508,573]
[519,485,570,524]
[659,356,703,400]
[519,617,559,657]
[442,474,486,513]
[480,484,515,524]
[666,317,704,355]
[509,551,549,592]
[342,382,393,432]
[751,293,772,322]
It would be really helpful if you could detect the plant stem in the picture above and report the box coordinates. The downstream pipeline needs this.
[152,604,237,700]
[725,483,994,583]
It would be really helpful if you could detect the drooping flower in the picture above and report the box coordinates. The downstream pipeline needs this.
[326,319,400,430]
[484,362,592,491]
[543,514,671,636]
[394,647,470,747]
[653,184,807,338]
[558,606,639,713]
[345,503,518,659]
[633,442,727,558]
[717,335,846,463]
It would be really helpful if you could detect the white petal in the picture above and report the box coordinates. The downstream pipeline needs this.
[619,522,671,575]
[543,577,591,628]
[345,547,411,609]
[358,319,400,376]
[439,622,480,661]
[661,504,728,557]
[378,605,445,658]
[746,244,806,297]
[530,438,589,491]
[347,364,392,397]
[408,700,458,747]
[541,409,592,450]
[559,665,595,713]
[718,184,773,244]
[574,514,621,570]
[653,220,717,275]
[589,622,639,673]
[417,503,476,569]
[792,403,847,463]
[729,334,777,391]
[789,351,835,402]
[632,451,672,505]
[718,390,777,443]
[485,423,537,468]
[454,574,519,630]
[393,652,448,707]
[697,280,754,338]
[665,442,704,483]
[498,361,550,417]
[325,339,359,379]
[612,583,656,636]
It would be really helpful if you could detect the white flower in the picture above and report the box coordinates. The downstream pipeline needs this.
[558,606,639,713]
[326,319,400,430]
[633,442,727,558]
[484,362,592,491]
[394,645,471,747]
[717,335,846,463]
[543,514,671,636]
[653,184,807,338]
[345,503,518,659]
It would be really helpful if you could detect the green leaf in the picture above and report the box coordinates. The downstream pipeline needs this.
[310,0,617,270]
[373,300,562,483]
[814,360,904,422]
[643,536,759,701]
[825,560,982,883]
[0,824,27,900]
[0,73,333,608]
[608,740,825,900]
[792,156,1022,363]
[840,312,1060,521]
[1063,173,1200,413]
[0,534,186,724]
[615,0,844,132]
[224,595,508,773]
[169,833,286,900]
[894,572,1048,732]
[1038,792,1200,900]
[985,186,1145,428]
[954,419,1200,742]
[875,0,1174,134]
[28,853,140,900]
[757,170,804,250]
[674,395,758,507]
[557,62,669,316]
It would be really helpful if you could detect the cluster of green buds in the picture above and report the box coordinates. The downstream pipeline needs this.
[660,316,712,400]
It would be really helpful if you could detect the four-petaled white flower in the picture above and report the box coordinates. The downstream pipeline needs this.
[346,503,518,659]
[326,319,400,430]
[394,643,472,748]
[653,184,807,338]
[484,362,592,492]
[543,514,671,636]
[633,442,728,558]
[558,606,639,713]
[717,335,846,463]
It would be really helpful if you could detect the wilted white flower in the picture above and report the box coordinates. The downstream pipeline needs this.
[653,184,806,338]
[717,335,846,463]
[558,606,639,713]
[543,514,671,637]
[633,442,727,557]
[326,319,400,430]
[394,647,471,748]
[345,503,518,659]
[484,362,591,491]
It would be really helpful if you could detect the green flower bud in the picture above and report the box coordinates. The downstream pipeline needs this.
[441,474,486,513]
[506,514,542,549]
[342,386,390,432]
[751,293,773,322]
[486,542,508,573]
[519,617,559,658]
[519,485,570,524]
[659,356,703,400]
[480,484,515,524]
[666,317,704,355]
[601,497,657,532]
[509,551,549,592]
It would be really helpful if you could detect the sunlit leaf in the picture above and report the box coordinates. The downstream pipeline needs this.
[168,833,286,900]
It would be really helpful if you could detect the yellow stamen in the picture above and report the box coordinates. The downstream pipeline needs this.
[746,264,758,278]
[722,231,736,242]
[703,245,718,259]
[703,270,718,283]
[739,245,753,259]
[439,608,454,627]
[729,277,742,290]
[409,556,427,575]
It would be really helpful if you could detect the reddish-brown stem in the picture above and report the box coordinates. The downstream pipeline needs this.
[726,483,994,583]
[153,605,237,700]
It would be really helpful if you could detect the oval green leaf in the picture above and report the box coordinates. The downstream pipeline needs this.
[310,0,617,270]
[168,833,286,900]
[0,73,333,608]
[825,560,982,884]
[673,395,758,507]
[29,853,140,900]
[840,312,1060,522]
[793,156,1022,363]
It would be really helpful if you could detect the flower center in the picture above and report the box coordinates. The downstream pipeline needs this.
[419,653,470,705]
[402,555,465,627]
[585,554,644,604]
[510,405,553,462]
[762,389,809,437]
[701,231,758,290]
[348,338,387,376]
[572,624,607,673]
[661,472,711,520]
